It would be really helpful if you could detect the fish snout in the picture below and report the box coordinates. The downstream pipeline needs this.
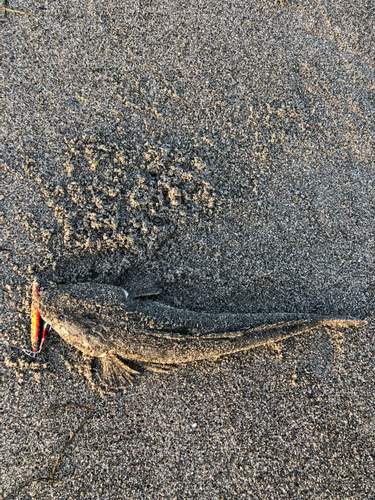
[37,285,64,324]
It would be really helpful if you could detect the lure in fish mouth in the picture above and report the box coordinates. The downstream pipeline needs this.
[35,282,367,389]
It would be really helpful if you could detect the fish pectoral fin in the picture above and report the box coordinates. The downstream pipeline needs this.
[99,354,141,388]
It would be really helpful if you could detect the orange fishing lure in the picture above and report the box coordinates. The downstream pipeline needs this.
[31,282,41,353]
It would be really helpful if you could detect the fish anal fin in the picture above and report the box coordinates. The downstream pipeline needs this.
[143,362,178,374]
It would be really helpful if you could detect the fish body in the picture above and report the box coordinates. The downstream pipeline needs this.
[38,282,366,387]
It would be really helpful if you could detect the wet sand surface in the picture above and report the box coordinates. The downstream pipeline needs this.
[1,0,374,498]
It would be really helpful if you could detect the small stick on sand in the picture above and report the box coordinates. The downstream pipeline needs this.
[39,404,96,482]
[3,404,96,498]
[1,7,33,15]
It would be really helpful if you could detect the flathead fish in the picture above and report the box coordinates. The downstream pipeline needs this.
[38,282,366,388]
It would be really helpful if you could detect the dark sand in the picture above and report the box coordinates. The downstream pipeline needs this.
[1,0,374,498]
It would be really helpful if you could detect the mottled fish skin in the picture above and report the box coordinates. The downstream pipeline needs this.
[38,283,366,386]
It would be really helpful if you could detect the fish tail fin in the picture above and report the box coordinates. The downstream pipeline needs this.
[319,319,367,330]
[210,317,368,355]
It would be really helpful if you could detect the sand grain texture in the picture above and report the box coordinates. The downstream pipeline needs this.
[1,0,374,498]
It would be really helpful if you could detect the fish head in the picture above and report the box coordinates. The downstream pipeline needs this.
[38,282,128,356]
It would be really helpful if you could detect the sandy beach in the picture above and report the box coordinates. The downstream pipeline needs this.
[1,0,374,498]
